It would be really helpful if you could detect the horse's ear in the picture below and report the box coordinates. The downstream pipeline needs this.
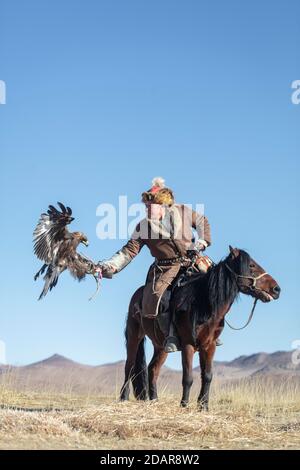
[229,245,239,258]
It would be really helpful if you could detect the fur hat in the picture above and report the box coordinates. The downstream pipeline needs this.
[141,177,174,206]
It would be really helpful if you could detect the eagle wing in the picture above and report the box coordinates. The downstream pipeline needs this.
[33,202,74,263]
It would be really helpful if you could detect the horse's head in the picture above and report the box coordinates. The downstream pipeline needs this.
[226,246,281,303]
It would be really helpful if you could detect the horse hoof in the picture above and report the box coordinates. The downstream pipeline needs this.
[180,401,189,408]
[149,395,158,401]
[197,402,209,412]
[119,396,129,402]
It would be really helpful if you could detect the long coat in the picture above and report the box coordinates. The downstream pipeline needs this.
[106,204,211,317]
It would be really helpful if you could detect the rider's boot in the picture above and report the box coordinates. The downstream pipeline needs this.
[164,321,181,353]
[157,311,181,353]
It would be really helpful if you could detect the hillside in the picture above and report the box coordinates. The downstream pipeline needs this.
[0,351,299,395]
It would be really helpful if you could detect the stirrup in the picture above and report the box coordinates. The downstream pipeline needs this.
[164,336,181,353]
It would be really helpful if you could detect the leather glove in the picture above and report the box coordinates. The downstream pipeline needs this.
[94,262,116,279]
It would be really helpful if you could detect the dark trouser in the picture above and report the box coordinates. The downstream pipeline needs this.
[141,263,181,318]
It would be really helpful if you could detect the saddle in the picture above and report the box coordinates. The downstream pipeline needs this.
[134,254,214,321]
[175,254,214,288]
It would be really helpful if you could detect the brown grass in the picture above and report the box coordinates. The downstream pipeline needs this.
[0,377,299,450]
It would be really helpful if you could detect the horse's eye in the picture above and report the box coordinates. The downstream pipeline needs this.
[249,264,255,269]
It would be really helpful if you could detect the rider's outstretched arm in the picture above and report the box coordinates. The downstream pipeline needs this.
[99,224,145,276]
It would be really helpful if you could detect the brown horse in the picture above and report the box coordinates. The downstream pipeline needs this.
[120,246,280,410]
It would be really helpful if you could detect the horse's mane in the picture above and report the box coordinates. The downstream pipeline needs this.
[191,249,251,324]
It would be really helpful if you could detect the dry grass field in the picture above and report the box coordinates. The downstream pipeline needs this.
[0,376,299,450]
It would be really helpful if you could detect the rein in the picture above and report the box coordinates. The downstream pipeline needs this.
[223,263,269,331]
[225,298,258,330]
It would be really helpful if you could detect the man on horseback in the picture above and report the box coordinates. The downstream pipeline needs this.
[97,177,212,353]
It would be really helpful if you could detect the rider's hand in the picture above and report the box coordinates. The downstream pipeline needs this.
[95,262,116,278]
[197,243,206,252]
[195,239,208,252]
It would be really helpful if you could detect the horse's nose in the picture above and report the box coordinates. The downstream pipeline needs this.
[273,285,281,297]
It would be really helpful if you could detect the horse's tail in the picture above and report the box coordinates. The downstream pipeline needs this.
[132,337,148,400]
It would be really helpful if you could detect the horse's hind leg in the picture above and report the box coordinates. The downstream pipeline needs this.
[180,344,195,407]
[197,342,216,411]
[148,348,168,401]
[120,325,143,401]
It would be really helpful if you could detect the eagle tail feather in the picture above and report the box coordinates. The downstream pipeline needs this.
[38,265,60,300]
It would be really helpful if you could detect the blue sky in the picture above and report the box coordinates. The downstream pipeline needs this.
[0,0,299,369]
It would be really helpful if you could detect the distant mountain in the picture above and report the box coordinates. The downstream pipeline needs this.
[222,351,300,376]
[0,351,299,395]
[228,351,297,369]
[24,354,91,369]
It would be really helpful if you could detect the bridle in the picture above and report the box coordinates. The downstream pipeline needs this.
[225,263,269,292]
[224,262,269,330]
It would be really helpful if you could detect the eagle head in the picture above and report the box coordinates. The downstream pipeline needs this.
[74,232,89,247]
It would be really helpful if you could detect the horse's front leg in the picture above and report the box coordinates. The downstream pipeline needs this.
[180,344,195,407]
[197,342,216,411]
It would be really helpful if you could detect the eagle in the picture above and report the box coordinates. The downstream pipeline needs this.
[33,202,97,300]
